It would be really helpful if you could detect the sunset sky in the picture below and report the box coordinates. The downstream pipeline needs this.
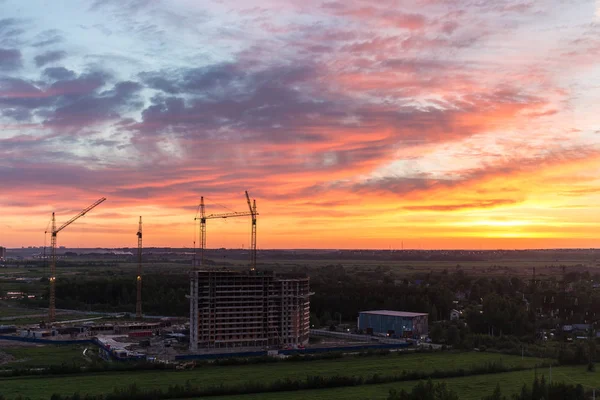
[1,0,600,250]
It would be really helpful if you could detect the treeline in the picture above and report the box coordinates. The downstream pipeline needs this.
[0,359,174,378]
[310,266,600,332]
[24,264,600,337]
[428,323,597,367]
[310,266,536,336]
[388,376,586,400]
[26,274,190,316]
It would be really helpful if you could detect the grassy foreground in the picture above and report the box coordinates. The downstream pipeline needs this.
[0,352,545,399]
[208,365,600,400]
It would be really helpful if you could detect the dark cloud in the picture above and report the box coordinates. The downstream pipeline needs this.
[0,77,49,109]
[140,72,180,94]
[34,50,67,67]
[136,63,328,147]
[0,68,142,128]
[0,48,22,70]
[141,63,316,96]
[0,18,24,46]
[141,63,241,94]
[1,107,31,121]
[47,70,109,98]
[46,80,143,127]
[0,71,109,111]
[32,29,63,47]
[43,66,77,80]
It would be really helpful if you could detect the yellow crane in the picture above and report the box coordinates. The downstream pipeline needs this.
[48,197,106,323]
[194,196,252,269]
[136,216,143,319]
[245,191,257,271]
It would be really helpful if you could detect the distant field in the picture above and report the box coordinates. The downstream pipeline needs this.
[207,365,599,400]
[191,257,600,278]
[0,310,101,324]
[0,307,44,318]
[72,259,600,282]
[0,352,546,399]
[0,343,90,368]
[3,254,600,282]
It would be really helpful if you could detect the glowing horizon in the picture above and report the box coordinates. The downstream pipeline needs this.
[1,0,599,250]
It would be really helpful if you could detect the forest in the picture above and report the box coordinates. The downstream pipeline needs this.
[21,263,600,346]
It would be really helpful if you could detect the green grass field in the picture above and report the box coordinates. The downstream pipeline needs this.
[0,352,546,399]
[207,365,599,400]
[0,307,44,318]
[0,344,91,368]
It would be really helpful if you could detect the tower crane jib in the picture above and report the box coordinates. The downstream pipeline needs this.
[49,197,106,323]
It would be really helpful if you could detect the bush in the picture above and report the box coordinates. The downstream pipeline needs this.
[587,361,595,372]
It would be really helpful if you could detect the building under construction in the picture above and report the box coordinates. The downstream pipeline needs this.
[190,269,310,350]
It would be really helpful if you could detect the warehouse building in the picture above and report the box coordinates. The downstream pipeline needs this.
[358,310,428,339]
[191,270,311,349]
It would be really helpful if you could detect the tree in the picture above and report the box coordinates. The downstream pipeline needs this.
[388,380,459,400]
[481,384,504,400]
[430,304,438,322]
[333,311,342,325]
[309,312,320,328]
[447,325,460,347]
[429,324,444,343]
[320,311,332,327]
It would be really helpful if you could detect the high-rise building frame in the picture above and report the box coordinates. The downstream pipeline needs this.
[193,269,310,349]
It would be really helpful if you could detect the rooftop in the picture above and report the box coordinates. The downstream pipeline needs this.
[360,310,428,318]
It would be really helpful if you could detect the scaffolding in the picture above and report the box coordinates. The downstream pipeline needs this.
[192,270,310,350]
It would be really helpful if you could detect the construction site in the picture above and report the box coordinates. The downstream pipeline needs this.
[1,191,316,362]
[0,191,417,366]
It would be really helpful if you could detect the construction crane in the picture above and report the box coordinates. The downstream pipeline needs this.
[245,191,257,271]
[136,216,143,319]
[48,197,106,323]
[193,196,252,269]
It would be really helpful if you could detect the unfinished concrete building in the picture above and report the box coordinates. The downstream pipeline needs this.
[190,270,310,350]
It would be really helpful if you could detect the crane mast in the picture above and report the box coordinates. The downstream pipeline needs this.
[198,197,206,269]
[136,216,143,319]
[194,197,252,269]
[49,212,57,322]
[245,191,257,271]
[49,197,106,323]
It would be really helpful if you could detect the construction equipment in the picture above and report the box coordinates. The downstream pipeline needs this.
[245,191,258,270]
[136,216,143,319]
[193,196,252,269]
[48,197,106,323]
